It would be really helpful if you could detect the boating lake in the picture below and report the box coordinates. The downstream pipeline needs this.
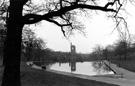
[45,61,114,76]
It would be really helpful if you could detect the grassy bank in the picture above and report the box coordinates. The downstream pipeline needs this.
[111,59,135,72]
[20,61,118,86]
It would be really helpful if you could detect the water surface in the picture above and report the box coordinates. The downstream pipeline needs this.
[46,61,114,76]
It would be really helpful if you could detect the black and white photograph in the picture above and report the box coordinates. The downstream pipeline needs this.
[0,0,135,86]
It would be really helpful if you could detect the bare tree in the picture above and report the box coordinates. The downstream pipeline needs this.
[22,27,36,61]
[22,27,46,61]
[92,44,103,60]
[113,39,130,60]
[32,37,46,61]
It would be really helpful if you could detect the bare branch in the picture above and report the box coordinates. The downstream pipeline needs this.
[46,18,72,27]
[22,0,119,37]
[23,3,116,24]
[23,14,43,24]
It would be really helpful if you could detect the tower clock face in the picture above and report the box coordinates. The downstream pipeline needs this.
[72,47,74,50]
[71,45,76,53]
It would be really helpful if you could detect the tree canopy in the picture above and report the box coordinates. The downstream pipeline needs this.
[0,0,126,36]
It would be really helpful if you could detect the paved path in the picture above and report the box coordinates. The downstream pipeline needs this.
[27,61,135,86]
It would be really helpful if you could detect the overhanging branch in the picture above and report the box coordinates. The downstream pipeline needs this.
[42,4,116,18]
[45,18,72,27]
[23,3,117,24]
[45,18,72,36]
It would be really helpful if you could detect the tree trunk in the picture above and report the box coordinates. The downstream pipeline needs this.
[1,0,25,86]
[119,55,121,60]
[124,48,127,60]
[124,42,127,60]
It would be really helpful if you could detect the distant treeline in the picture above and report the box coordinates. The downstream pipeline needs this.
[89,39,135,61]
[21,48,91,62]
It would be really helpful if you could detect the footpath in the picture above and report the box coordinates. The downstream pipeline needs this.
[27,61,135,86]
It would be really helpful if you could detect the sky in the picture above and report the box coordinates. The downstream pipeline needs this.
[28,1,135,53]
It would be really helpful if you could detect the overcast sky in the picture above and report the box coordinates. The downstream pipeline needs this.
[28,1,135,53]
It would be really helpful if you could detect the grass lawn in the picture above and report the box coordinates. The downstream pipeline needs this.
[111,59,135,72]
[20,61,118,86]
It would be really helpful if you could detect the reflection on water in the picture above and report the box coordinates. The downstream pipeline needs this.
[69,61,76,72]
[92,61,112,75]
[45,61,114,76]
